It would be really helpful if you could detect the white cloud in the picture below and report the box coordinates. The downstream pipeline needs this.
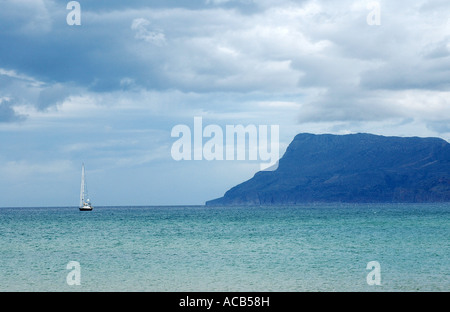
[131,18,166,46]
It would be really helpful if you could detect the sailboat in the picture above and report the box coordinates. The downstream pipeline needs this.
[79,163,93,211]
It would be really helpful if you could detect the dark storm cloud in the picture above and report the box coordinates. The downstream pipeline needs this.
[1,0,449,129]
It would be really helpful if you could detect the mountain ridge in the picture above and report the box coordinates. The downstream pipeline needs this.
[206,133,450,205]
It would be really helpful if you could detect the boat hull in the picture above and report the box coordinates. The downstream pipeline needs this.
[79,207,93,211]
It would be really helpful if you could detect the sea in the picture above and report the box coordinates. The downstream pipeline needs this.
[0,204,448,292]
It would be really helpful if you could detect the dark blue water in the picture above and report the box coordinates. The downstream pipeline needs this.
[0,204,448,291]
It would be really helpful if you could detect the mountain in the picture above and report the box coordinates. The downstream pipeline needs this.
[206,133,450,205]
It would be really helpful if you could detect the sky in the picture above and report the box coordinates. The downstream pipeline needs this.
[1,0,450,207]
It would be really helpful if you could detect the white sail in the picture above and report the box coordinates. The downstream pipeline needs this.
[80,163,85,207]
[79,163,93,211]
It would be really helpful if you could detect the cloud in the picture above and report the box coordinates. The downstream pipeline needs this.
[1,0,449,145]
[37,83,75,111]
[0,67,82,121]
[0,98,25,123]
[271,0,450,133]
[131,18,166,46]
[0,0,53,35]
[1,0,450,126]
[1,2,306,94]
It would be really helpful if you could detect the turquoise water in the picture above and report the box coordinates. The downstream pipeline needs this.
[0,204,448,292]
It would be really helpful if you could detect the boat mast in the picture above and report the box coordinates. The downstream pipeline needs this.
[80,163,85,207]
